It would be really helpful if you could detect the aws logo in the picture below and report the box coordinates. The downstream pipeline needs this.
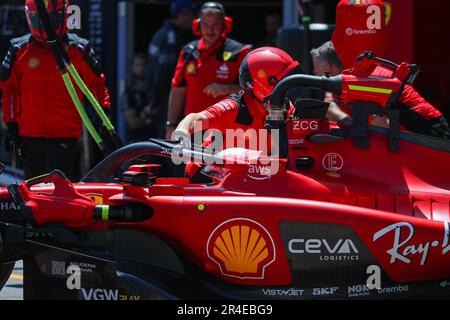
[207,218,276,279]
[247,164,272,181]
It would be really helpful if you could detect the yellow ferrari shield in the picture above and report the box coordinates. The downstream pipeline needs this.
[187,62,196,74]
[385,2,392,26]
[223,51,232,62]
[85,193,104,205]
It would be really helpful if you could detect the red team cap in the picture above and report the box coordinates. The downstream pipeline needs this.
[332,0,388,69]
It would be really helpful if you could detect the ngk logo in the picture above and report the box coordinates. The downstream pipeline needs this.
[292,120,319,132]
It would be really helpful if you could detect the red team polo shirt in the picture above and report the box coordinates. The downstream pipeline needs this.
[171,36,251,116]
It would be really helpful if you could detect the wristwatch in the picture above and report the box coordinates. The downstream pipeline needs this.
[166,121,176,129]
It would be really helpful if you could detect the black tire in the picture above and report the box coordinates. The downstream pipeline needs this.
[0,233,15,292]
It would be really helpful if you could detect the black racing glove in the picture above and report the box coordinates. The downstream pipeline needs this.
[427,117,450,140]
[6,122,20,145]
[337,116,353,127]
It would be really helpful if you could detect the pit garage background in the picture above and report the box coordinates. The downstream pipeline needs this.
[0,0,449,177]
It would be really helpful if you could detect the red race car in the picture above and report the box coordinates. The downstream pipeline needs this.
[0,53,449,300]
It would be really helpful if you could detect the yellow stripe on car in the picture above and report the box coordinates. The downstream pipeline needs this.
[349,85,393,94]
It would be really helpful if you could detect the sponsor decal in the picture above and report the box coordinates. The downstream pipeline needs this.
[52,261,66,276]
[312,287,339,296]
[288,238,359,261]
[348,284,370,297]
[0,201,20,211]
[440,281,450,288]
[377,284,409,295]
[186,62,196,74]
[373,222,450,266]
[247,164,272,181]
[288,139,305,145]
[207,218,276,279]
[262,288,304,297]
[292,120,319,131]
[68,262,97,273]
[217,63,230,79]
[322,153,343,172]
[81,288,141,300]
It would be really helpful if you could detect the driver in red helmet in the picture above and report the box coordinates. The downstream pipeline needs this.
[173,47,301,179]
[0,0,111,179]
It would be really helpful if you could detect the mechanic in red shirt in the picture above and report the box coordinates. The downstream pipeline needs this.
[165,2,251,139]
[172,47,301,179]
[0,0,111,179]
[318,0,450,139]
[311,41,449,138]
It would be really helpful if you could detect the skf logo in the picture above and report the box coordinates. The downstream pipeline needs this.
[186,62,196,74]
[207,218,276,279]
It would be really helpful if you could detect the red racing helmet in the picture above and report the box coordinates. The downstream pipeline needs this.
[239,47,300,103]
[25,0,69,44]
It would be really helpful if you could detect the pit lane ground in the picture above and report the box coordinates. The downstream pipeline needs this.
[0,261,23,300]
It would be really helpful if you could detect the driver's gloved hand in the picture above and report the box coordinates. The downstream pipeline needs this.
[428,117,450,140]
[337,116,353,127]
[7,122,21,145]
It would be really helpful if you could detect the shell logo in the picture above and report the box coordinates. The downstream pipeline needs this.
[207,218,276,279]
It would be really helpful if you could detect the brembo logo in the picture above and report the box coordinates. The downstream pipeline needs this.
[207,218,276,279]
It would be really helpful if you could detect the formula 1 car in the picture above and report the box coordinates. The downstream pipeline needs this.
[0,53,450,300]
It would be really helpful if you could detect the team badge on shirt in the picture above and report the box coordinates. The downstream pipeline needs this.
[223,51,232,61]
[217,63,230,79]
[187,62,196,74]
[28,57,40,69]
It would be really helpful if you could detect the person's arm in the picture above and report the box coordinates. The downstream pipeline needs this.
[165,48,190,139]
[0,44,21,143]
[173,112,209,137]
[165,86,187,139]
[326,101,350,122]
[171,98,238,140]
[203,83,241,98]
[147,30,164,107]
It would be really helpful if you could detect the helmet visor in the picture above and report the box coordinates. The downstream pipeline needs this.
[27,9,66,32]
